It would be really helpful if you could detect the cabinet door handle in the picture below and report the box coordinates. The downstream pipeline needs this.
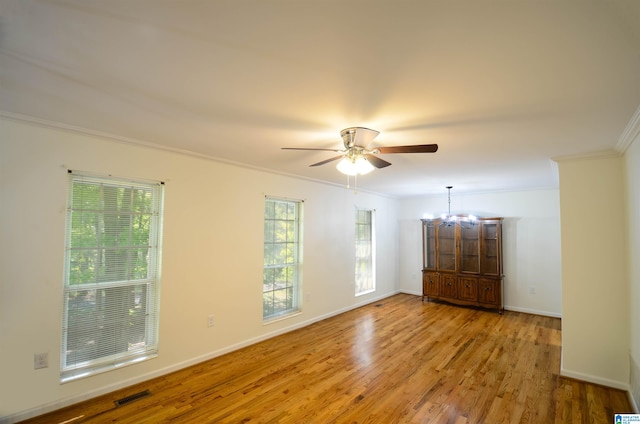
[465,284,470,288]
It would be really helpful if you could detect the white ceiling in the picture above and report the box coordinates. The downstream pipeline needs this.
[2,0,640,197]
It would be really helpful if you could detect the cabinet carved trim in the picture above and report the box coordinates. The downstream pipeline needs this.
[421,216,504,313]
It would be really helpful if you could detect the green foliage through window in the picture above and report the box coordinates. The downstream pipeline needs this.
[263,198,301,319]
[355,209,375,295]
[62,174,163,382]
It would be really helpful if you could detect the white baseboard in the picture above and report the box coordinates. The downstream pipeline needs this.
[504,305,562,318]
[3,291,400,424]
[561,368,639,414]
[630,354,640,413]
[400,291,563,319]
[560,368,630,392]
[630,391,640,414]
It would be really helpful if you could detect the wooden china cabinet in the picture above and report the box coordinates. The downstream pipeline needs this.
[421,216,504,313]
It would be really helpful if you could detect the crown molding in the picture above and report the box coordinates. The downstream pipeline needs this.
[616,103,640,153]
[0,110,394,198]
[0,110,190,155]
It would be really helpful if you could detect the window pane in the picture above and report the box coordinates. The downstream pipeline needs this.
[64,283,151,367]
[263,244,274,266]
[62,175,163,382]
[264,201,275,219]
[275,220,288,242]
[355,209,375,295]
[275,202,288,219]
[263,198,301,320]
[263,291,274,317]
[263,267,276,291]
[264,220,274,244]
[287,221,296,242]
[285,242,295,264]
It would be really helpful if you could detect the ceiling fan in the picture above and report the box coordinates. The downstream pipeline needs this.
[282,127,438,175]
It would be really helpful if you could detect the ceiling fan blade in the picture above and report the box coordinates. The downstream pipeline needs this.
[376,144,439,154]
[309,155,344,167]
[364,154,392,169]
[282,147,344,152]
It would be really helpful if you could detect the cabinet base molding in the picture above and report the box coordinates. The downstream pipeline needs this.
[422,295,504,314]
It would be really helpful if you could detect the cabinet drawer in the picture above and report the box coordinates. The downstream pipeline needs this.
[440,274,457,298]
[457,277,478,301]
[423,271,440,296]
[479,278,500,305]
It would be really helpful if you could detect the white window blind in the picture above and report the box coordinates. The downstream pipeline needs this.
[263,197,302,320]
[355,208,375,295]
[61,172,164,382]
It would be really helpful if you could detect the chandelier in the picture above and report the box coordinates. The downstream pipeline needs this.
[424,186,477,223]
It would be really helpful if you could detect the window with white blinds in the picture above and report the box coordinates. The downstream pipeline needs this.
[355,208,375,295]
[263,197,302,320]
[61,172,164,382]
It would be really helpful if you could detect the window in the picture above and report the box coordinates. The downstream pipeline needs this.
[61,172,164,382]
[263,197,302,320]
[355,208,375,295]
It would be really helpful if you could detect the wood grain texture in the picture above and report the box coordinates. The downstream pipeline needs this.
[21,294,632,423]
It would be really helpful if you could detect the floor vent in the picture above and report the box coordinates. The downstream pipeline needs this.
[114,389,151,407]
[375,303,384,307]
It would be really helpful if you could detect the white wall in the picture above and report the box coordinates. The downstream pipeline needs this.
[0,118,399,421]
[557,154,629,390]
[625,133,640,409]
[398,189,562,317]
[3,113,636,419]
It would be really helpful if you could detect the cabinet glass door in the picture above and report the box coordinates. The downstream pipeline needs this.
[481,222,500,275]
[437,223,456,271]
[422,220,436,270]
[460,221,480,273]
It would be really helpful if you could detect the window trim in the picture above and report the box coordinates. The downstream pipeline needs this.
[262,196,303,321]
[355,208,376,296]
[61,172,164,382]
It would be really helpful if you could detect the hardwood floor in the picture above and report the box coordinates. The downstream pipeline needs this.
[21,294,632,423]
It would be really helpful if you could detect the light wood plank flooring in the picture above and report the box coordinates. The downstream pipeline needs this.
[21,294,632,423]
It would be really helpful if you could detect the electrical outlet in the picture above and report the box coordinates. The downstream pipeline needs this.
[34,352,48,369]
[207,314,215,327]
[528,287,536,295]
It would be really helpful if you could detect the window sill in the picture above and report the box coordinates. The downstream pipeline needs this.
[61,353,158,384]
[263,310,302,325]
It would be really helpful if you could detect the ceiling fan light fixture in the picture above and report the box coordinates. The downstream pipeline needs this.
[336,155,375,176]
[336,157,358,175]
[355,156,375,175]
[283,126,438,178]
